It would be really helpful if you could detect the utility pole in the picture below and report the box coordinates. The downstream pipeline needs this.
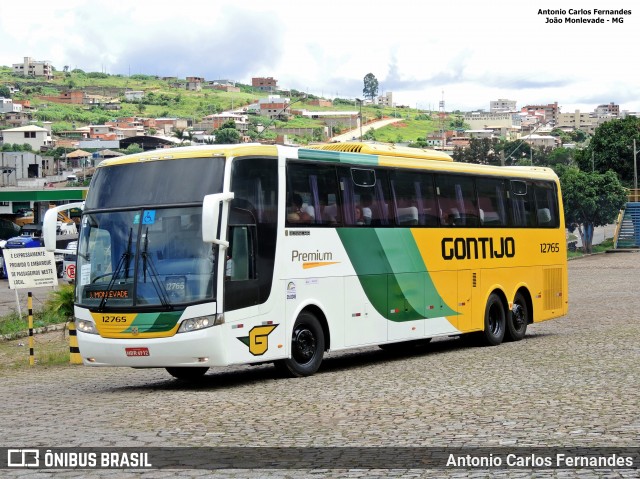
[356,98,363,141]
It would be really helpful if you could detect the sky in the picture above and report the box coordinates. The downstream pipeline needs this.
[1,0,638,113]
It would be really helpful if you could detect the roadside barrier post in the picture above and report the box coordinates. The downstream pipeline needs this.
[28,292,34,366]
[68,320,82,364]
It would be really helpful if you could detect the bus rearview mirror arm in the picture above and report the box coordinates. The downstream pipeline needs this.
[43,202,85,252]
[202,192,234,247]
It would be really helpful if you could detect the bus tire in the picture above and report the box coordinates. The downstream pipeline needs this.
[481,293,506,346]
[165,367,209,381]
[276,311,324,377]
[506,292,528,341]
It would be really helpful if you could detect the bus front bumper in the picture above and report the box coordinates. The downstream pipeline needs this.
[76,327,227,368]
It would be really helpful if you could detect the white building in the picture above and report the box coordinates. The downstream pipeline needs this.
[376,92,393,107]
[490,99,517,113]
[124,90,145,101]
[463,112,521,130]
[12,57,54,79]
[1,125,52,151]
[0,151,53,185]
[522,134,558,149]
[0,97,22,113]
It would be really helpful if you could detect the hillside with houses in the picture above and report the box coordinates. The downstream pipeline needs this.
[1,56,638,188]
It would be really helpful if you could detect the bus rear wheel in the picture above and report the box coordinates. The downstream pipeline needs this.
[166,367,209,381]
[275,311,324,377]
[481,293,506,346]
[506,292,529,341]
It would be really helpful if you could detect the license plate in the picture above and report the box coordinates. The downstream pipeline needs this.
[125,347,150,357]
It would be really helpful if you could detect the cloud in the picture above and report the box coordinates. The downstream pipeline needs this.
[0,0,637,112]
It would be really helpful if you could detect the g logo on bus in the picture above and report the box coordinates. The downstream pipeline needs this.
[237,324,278,356]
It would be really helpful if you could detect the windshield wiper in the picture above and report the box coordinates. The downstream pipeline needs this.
[98,228,133,311]
[141,227,172,310]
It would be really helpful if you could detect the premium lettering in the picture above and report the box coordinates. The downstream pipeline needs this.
[291,250,333,262]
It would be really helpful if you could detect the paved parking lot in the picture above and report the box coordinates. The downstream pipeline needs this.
[0,252,639,478]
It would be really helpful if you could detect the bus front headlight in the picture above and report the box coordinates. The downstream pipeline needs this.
[76,318,97,334]
[178,314,223,333]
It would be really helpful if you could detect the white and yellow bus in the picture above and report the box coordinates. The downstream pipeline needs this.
[43,143,568,380]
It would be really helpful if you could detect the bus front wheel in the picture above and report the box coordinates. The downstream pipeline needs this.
[275,311,325,377]
[481,293,506,346]
[166,367,209,381]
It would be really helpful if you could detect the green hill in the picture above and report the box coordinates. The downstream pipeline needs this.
[1,66,441,144]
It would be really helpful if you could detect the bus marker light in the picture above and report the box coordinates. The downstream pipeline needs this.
[262,321,274,325]
[352,313,361,317]
[428,305,435,310]
[278,344,283,348]
[232,324,244,329]
[197,357,208,363]
[412,327,416,331]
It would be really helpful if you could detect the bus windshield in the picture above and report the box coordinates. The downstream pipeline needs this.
[76,156,226,309]
[76,207,217,309]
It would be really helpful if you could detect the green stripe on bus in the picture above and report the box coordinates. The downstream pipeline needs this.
[337,229,457,321]
[126,311,182,333]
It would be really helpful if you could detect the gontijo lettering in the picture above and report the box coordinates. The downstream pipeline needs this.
[442,237,515,260]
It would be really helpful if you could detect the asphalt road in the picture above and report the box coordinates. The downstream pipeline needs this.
[0,252,639,477]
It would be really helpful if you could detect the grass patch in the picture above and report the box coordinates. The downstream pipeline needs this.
[0,309,67,337]
[0,328,71,369]
[568,238,615,258]
[0,284,74,337]
[364,118,439,143]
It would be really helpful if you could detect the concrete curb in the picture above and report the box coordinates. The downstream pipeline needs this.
[1,322,68,341]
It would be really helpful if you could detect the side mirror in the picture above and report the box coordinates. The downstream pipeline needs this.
[43,202,84,252]
[202,192,234,246]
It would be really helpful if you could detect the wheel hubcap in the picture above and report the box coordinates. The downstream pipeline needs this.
[512,303,525,330]
[292,327,316,363]
[489,304,503,335]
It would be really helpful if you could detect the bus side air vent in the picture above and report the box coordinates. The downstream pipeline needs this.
[543,267,563,310]
[472,272,477,287]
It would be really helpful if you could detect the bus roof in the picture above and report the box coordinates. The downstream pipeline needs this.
[96,144,280,167]
[307,142,454,162]
[96,143,558,182]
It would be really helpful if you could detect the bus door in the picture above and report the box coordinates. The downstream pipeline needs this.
[223,210,259,312]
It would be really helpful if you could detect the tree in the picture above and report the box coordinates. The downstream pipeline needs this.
[546,147,574,168]
[214,128,241,144]
[0,85,11,98]
[453,138,500,165]
[172,128,187,143]
[558,167,628,253]
[123,143,143,154]
[362,73,379,101]
[575,116,640,185]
